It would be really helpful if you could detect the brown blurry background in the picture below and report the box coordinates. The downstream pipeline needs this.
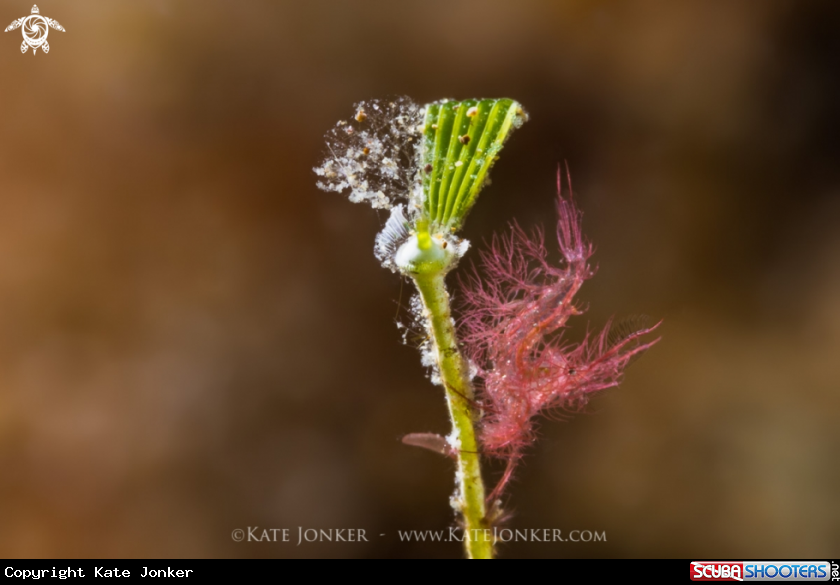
[0,0,838,559]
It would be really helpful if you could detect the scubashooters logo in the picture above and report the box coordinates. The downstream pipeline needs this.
[691,561,833,582]
[5,5,65,54]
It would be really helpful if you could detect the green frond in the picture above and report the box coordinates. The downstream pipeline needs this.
[421,98,527,232]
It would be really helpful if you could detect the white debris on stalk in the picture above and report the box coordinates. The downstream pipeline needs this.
[446,427,462,452]
[450,468,466,512]
[407,293,442,385]
[450,490,464,512]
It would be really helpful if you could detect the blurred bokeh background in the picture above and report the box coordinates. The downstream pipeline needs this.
[0,0,838,559]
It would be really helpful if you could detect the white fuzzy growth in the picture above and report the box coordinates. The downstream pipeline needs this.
[402,293,444,386]
[449,237,470,261]
[409,293,426,322]
[446,428,462,452]
[408,182,425,213]
[450,448,466,512]
[466,359,479,382]
[454,469,465,486]
[420,347,437,369]
[450,489,464,512]
[420,339,440,386]
[374,205,410,272]
[313,97,424,211]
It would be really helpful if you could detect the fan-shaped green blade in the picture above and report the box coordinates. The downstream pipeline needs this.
[421,98,527,232]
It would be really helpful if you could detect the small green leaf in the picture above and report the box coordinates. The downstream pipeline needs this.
[421,98,527,232]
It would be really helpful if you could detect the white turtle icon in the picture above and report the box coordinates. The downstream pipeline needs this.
[5,5,64,55]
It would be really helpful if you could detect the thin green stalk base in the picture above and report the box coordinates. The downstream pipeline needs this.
[413,270,492,560]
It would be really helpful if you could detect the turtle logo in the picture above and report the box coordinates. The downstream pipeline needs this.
[5,5,64,55]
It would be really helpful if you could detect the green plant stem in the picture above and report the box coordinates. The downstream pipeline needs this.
[412,269,492,560]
